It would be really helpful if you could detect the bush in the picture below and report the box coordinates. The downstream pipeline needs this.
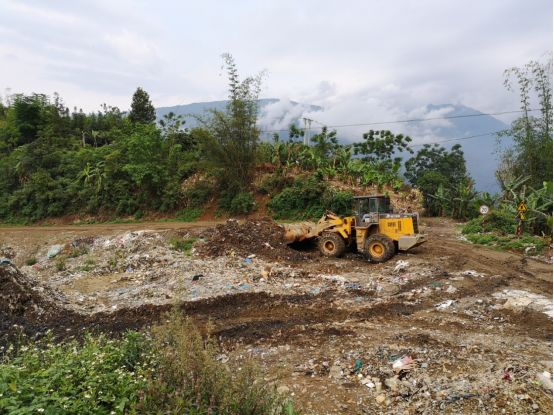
[183,180,214,208]
[462,210,516,235]
[219,189,256,215]
[0,332,151,414]
[134,312,297,414]
[322,190,353,216]
[258,174,292,195]
[169,236,197,255]
[268,176,324,220]
[24,257,37,266]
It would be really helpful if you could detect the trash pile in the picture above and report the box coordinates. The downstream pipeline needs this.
[0,262,72,343]
[198,218,309,261]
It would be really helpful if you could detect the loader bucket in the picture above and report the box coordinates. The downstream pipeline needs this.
[282,222,317,243]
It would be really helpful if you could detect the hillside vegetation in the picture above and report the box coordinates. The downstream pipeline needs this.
[0,55,551,243]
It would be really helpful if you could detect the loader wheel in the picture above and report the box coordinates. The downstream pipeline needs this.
[318,232,346,258]
[364,234,395,263]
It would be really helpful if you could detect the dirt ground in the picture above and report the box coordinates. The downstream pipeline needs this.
[0,218,552,414]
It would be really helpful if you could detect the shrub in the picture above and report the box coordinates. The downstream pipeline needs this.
[0,332,151,414]
[169,236,197,255]
[258,174,292,195]
[465,233,547,253]
[134,312,297,414]
[184,181,214,208]
[462,210,516,235]
[322,190,353,216]
[229,191,256,215]
[268,176,324,220]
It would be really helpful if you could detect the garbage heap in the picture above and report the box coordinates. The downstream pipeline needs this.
[198,218,310,261]
[0,262,70,341]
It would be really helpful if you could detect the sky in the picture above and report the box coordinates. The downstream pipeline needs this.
[0,0,552,140]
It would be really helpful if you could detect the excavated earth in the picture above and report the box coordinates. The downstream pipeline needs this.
[0,218,552,414]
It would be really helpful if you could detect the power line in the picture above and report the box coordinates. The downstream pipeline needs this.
[259,108,537,133]
[409,131,501,148]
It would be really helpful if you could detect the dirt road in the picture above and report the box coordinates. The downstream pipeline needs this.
[1,218,552,414]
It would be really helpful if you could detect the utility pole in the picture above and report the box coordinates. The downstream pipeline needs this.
[302,117,312,146]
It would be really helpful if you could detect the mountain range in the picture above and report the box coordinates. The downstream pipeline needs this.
[156,100,512,193]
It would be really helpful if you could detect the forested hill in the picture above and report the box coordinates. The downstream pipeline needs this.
[157,99,510,193]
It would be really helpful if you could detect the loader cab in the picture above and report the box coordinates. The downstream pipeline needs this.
[353,195,392,225]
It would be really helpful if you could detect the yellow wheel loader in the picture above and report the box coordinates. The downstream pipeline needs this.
[283,195,427,262]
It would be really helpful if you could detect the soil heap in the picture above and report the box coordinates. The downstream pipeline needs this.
[198,218,309,261]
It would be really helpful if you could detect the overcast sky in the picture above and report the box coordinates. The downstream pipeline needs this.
[1,0,552,133]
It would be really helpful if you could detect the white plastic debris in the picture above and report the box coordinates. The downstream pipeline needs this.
[393,260,410,273]
[537,371,553,390]
[47,245,63,259]
[392,355,414,372]
[436,299,455,310]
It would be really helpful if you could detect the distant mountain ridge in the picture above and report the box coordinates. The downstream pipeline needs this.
[156,99,510,193]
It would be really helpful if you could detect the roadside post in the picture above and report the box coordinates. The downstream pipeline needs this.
[516,201,527,237]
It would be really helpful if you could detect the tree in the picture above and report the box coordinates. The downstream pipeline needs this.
[199,54,264,191]
[405,144,473,216]
[497,56,553,189]
[128,87,156,124]
[353,129,413,171]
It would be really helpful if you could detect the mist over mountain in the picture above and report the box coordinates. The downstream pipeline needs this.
[156,99,510,194]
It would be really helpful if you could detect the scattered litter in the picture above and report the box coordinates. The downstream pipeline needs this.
[393,260,409,273]
[435,299,455,310]
[461,270,484,278]
[354,359,363,372]
[243,258,253,264]
[392,355,414,372]
[192,274,203,281]
[502,371,512,381]
[493,289,553,317]
[0,258,12,265]
[445,285,457,294]
[537,371,553,390]
[47,245,63,259]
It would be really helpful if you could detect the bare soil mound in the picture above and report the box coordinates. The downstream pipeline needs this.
[198,218,309,261]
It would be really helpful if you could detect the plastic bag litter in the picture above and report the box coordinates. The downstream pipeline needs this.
[47,245,63,259]
[392,355,414,372]
[393,260,409,273]
[537,371,553,390]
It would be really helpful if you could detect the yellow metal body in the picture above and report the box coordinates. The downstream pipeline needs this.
[377,217,415,241]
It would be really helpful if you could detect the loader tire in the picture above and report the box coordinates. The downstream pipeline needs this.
[318,232,346,258]
[364,234,395,263]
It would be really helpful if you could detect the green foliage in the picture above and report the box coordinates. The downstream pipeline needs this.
[405,144,476,218]
[219,191,256,215]
[497,56,552,190]
[199,54,263,192]
[128,87,156,124]
[183,180,214,208]
[169,236,197,254]
[135,313,297,414]
[24,257,36,266]
[268,176,325,219]
[353,129,413,172]
[462,210,516,235]
[465,233,546,254]
[0,332,151,414]
[268,176,352,220]
[175,208,203,222]
[258,173,292,195]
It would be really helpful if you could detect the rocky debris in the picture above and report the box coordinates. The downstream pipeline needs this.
[198,218,309,261]
[493,289,553,317]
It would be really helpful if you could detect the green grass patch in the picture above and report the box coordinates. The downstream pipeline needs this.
[24,257,37,266]
[464,232,547,253]
[169,236,198,255]
[175,208,203,222]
